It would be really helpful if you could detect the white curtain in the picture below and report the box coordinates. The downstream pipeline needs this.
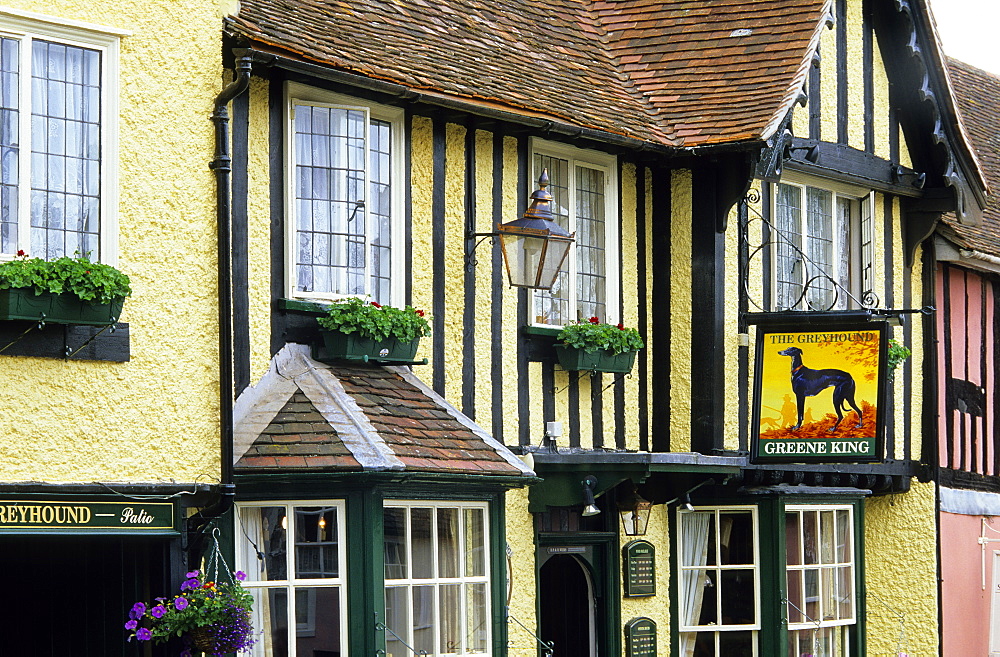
[236,506,274,657]
[678,512,712,657]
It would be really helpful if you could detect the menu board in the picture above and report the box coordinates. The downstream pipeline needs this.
[623,540,655,597]
[624,617,656,657]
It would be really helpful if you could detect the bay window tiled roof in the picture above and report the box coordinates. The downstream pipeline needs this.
[234,345,532,477]
[226,0,829,148]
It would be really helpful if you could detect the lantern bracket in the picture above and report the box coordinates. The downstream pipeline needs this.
[464,231,497,269]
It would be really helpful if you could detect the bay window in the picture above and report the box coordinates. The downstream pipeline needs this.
[530,140,618,326]
[383,501,490,657]
[677,500,860,657]
[286,83,403,304]
[0,15,119,261]
[772,178,874,312]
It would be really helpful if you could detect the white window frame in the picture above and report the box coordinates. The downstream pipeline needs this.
[284,81,404,304]
[769,174,874,312]
[676,505,761,657]
[236,501,349,657]
[383,500,491,657]
[529,138,619,327]
[0,7,123,264]
[784,504,856,657]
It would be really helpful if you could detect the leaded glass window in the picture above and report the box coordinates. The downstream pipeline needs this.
[0,28,109,260]
[289,91,399,304]
[531,142,616,326]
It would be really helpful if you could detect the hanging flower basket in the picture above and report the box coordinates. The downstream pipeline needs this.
[125,532,255,655]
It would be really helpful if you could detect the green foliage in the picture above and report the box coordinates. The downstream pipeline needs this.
[557,317,644,354]
[0,253,131,304]
[317,297,431,342]
[886,338,911,381]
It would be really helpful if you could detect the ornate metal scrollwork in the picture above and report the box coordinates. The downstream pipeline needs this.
[740,189,879,314]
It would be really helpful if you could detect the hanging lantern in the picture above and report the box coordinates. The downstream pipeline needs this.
[496,169,574,289]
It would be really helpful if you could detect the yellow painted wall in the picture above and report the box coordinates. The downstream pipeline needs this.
[618,504,671,643]
[248,77,272,385]
[670,170,693,450]
[865,481,939,656]
[0,0,224,483]
[504,488,540,656]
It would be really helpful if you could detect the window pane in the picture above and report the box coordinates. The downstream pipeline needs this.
[575,165,606,322]
[837,565,854,620]
[253,588,290,657]
[803,511,818,564]
[533,153,571,325]
[836,510,852,563]
[254,506,288,581]
[775,183,803,310]
[411,508,434,579]
[804,187,834,310]
[368,118,392,304]
[384,507,408,580]
[384,586,410,657]
[439,583,460,653]
[719,511,754,566]
[295,587,342,656]
[464,508,486,577]
[294,103,369,297]
[30,40,101,260]
[719,570,756,625]
[786,512,802,566]
[413,585,434,654]
[437,508,460,579]
[819,510,835,564]
[295,506,339,578]
[466,582,488,653]
[786,569,805,624]
[718,630,755,657]
[0,36,18,254]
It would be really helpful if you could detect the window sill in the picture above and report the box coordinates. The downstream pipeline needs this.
[279,298,333,315]
[522,325,562,338]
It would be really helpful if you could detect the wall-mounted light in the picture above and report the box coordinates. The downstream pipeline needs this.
[581,475,601,517]
[467,169,575,290]
[618,485,652,537]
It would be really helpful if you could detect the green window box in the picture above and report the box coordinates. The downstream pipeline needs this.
[0,288,124,326]
[554,344,637,374]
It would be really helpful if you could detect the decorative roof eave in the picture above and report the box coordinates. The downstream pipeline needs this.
[758,0,834,144]
[933,233,1000,276]
[895,0,988,219]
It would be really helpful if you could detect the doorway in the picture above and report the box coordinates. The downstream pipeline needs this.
[538,554,596,657]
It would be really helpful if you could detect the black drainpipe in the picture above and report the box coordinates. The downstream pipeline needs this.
[188,49,252,553]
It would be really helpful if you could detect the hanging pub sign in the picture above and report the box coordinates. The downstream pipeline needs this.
[751,320,888,464]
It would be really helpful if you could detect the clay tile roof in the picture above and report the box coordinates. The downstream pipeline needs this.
[943,58,1000,256]
[234,345,532,478]
[227,0,829,148]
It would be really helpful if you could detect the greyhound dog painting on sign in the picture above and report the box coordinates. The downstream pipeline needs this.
[751,323,888,464]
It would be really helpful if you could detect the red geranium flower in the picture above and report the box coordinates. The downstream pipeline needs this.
[371,301,381,308]
[589,316,600,324]
[616,323,625,330]
[415,309,425,317]
[16,249,25,257]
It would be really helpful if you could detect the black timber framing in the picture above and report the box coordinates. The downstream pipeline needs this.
[690,164,726,453]
[232,89,251,394]
[0,321,130,361]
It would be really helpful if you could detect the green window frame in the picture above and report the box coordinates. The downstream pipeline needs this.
[674,497,864,657]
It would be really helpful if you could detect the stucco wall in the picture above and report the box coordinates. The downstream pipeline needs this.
[865,481,939,657]
[0,1,224,483]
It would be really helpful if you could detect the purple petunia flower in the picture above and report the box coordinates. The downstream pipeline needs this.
[129,602,146,620]
[181,578,200,591]
[150,605,166,619]
[174,597,189,611]
[124,620,138,630]
[180,650,193,657]
[136,628,152,641]
[234,571,247,581]
[185,570,200,578]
